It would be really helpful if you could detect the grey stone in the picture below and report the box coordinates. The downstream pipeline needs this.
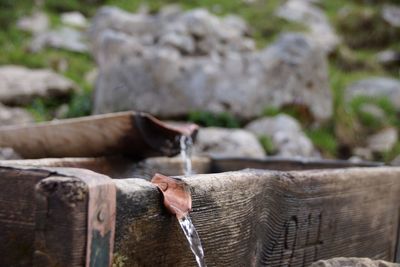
[17,11,49,34]
[376,50,400,68]
[0,147,22,160]
[382,4,400,28]
[245,114,319,158]
[61,11,88,29]
[30,27,88,53]
[367,127,398,153]
[192,127,266,158]
[276,0,340,53]
[311,257,398,267]
[0,103,34,126]
[346,77,400,109]
[91,6,332,123]
[0,65,78,105]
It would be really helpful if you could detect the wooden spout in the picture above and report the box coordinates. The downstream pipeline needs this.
[151,173,192,219]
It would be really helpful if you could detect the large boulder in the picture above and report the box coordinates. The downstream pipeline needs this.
[192,127,266,158]
[245,114,319,158]
[345,77,400,109]
[311,257,398,267]
[276,0,340,53]
[90,7,332,123]
[0,66,78,105]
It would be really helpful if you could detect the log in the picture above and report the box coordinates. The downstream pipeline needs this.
[2,163,400,266]
[0,111,197,159]
[114,167,400,266]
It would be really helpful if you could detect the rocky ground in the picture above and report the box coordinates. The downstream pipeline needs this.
[1,0,400,163]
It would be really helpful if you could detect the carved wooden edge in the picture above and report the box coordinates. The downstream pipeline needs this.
[32,167,116,267]
[113,167,400,266]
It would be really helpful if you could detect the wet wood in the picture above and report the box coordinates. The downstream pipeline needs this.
[114,167,400,266]
[0,111,197,159]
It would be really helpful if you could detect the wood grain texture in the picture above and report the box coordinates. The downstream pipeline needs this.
[0,167,52,267]
[113,167,400,267]
[0,111,197,159]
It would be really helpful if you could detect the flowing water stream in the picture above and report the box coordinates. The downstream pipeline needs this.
[179,135,207,267]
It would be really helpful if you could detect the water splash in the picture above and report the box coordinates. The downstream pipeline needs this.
[178,215,207,267]
[180,135,193,176]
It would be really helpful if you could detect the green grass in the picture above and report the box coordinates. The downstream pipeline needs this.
[188,111,240,128]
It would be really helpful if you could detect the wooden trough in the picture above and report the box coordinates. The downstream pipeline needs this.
[1,112,400,266]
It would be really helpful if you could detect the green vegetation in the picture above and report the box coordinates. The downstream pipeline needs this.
[1,0,400,161]
[259,135,276,155]
[188,111,240,128]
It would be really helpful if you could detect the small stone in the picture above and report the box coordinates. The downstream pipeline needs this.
[0,103,34,126]
[346,77,400,110]
[17,11,49,34]
[193,127,266,158]
[359,103,385,119]
[276,0,340,52]
[0,65,78,106]
[382,4,400,28]
[30,27,88,53]
[0,147,22,160]
[61,11,88,29]
[367,127,398,153]
[376,50,400,68]
[245,114,319,158]
[352,147,373,161]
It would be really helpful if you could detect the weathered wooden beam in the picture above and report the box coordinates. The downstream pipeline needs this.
[0,111,197,159]
[210,157,383,172]
[0,166,116,267]
[2,164,400,266]
[113,167,400,266]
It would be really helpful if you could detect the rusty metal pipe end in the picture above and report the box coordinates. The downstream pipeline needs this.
[151,173,192,219]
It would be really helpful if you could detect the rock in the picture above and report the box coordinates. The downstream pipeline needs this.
[311,257,398,267]
[16,11,49,34]
[90,6,332,123]
[245,114,319,158]
[382,4,400,28]
[61,12,88,28]
[352,147,373,161]
[367,127,398,153]
[192,127,266,158]
[276,0,340,52]
[0,103,34,125]
[0,66,78,105]
[390,154,400,166]
[345,77,400,109]
[30,27,88,53]
[0,148,22,160]
[376,50,400,68]
[358,103,386,120]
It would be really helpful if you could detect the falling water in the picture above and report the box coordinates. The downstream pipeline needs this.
[180,135,193,176]
[178,135,207,266]
[178,215,207,267]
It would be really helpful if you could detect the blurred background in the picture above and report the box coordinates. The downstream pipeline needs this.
[1,0,400,163]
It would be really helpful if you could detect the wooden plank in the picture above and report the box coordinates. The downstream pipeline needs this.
[0,165,116,267]
[33,168,116,267]
[0,111,197,159]
[0,167,52,267]
[210,157,383,172]
[113,167,400,266]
